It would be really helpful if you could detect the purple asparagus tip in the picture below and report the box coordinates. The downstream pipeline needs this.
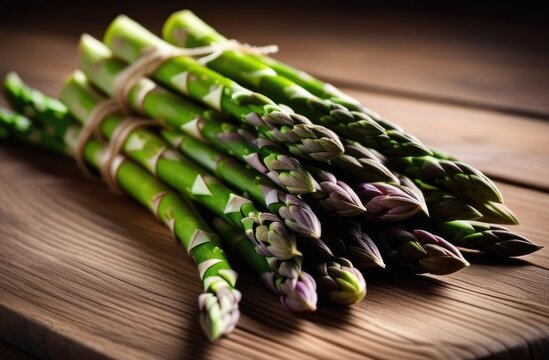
[356,182,425,221]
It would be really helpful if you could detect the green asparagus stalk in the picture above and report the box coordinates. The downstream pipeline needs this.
[371,225,470,275]
[161,130,321,239]
[0,106,68,155]
[162,10,431,159]
[0,104,240,341]
[432,221,542,257]
[213,217,318,310]
[78,34,316,196]
[4,72,74,140]
[63,72,317,310]
[103,15,345,163]
[161,11,505,207]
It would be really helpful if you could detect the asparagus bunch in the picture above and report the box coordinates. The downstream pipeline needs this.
[78,35,316,196]
[6,72,318,313]
[77,35,385,219]
[1,8,543,342]
[0,103,241,341]
[162,10,506,211]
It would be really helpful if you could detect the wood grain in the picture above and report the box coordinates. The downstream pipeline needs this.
[0,144,548,360]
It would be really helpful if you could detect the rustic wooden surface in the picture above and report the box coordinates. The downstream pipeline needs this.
[1,6,548,360]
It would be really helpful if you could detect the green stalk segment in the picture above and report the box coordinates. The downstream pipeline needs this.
[4,72,75,140]
[78,34,316,196]
[0,106,68,155]
[0,103,240,341]
[103,15,344,162]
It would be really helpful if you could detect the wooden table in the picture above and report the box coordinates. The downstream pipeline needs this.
[1,5,548,359]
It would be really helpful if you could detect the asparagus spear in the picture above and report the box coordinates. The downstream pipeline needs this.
[0,105,240,341]
[472,200,518,225]
[414,179,482,222]
[0,106,68,155]
[4,72,74,140]
[161,130,321,239]
[310,258,367,305]
[213,218,318,311]
[293,234,367,305]
[356,179,428,222]
[103,15,344,163]
[371,225,470,275]
[332,141,399,183]
[305,167,366,217]
[432,221,542,257]
[162,10,431,159]
[390,155,504,205]
[322,219,386,270]
[161,11,505,206]
[78,34,316,196]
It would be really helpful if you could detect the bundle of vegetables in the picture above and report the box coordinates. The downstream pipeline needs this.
[0,9,541,341]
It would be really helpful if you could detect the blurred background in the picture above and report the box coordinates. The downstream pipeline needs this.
[1,0,547,118]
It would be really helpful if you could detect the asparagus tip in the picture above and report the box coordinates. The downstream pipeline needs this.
[198,287,242,341]
[316,258,367,306]
[277,271,318,312]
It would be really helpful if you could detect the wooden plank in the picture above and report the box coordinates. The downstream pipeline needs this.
[0,143,548,360]
[343,88,549,192]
